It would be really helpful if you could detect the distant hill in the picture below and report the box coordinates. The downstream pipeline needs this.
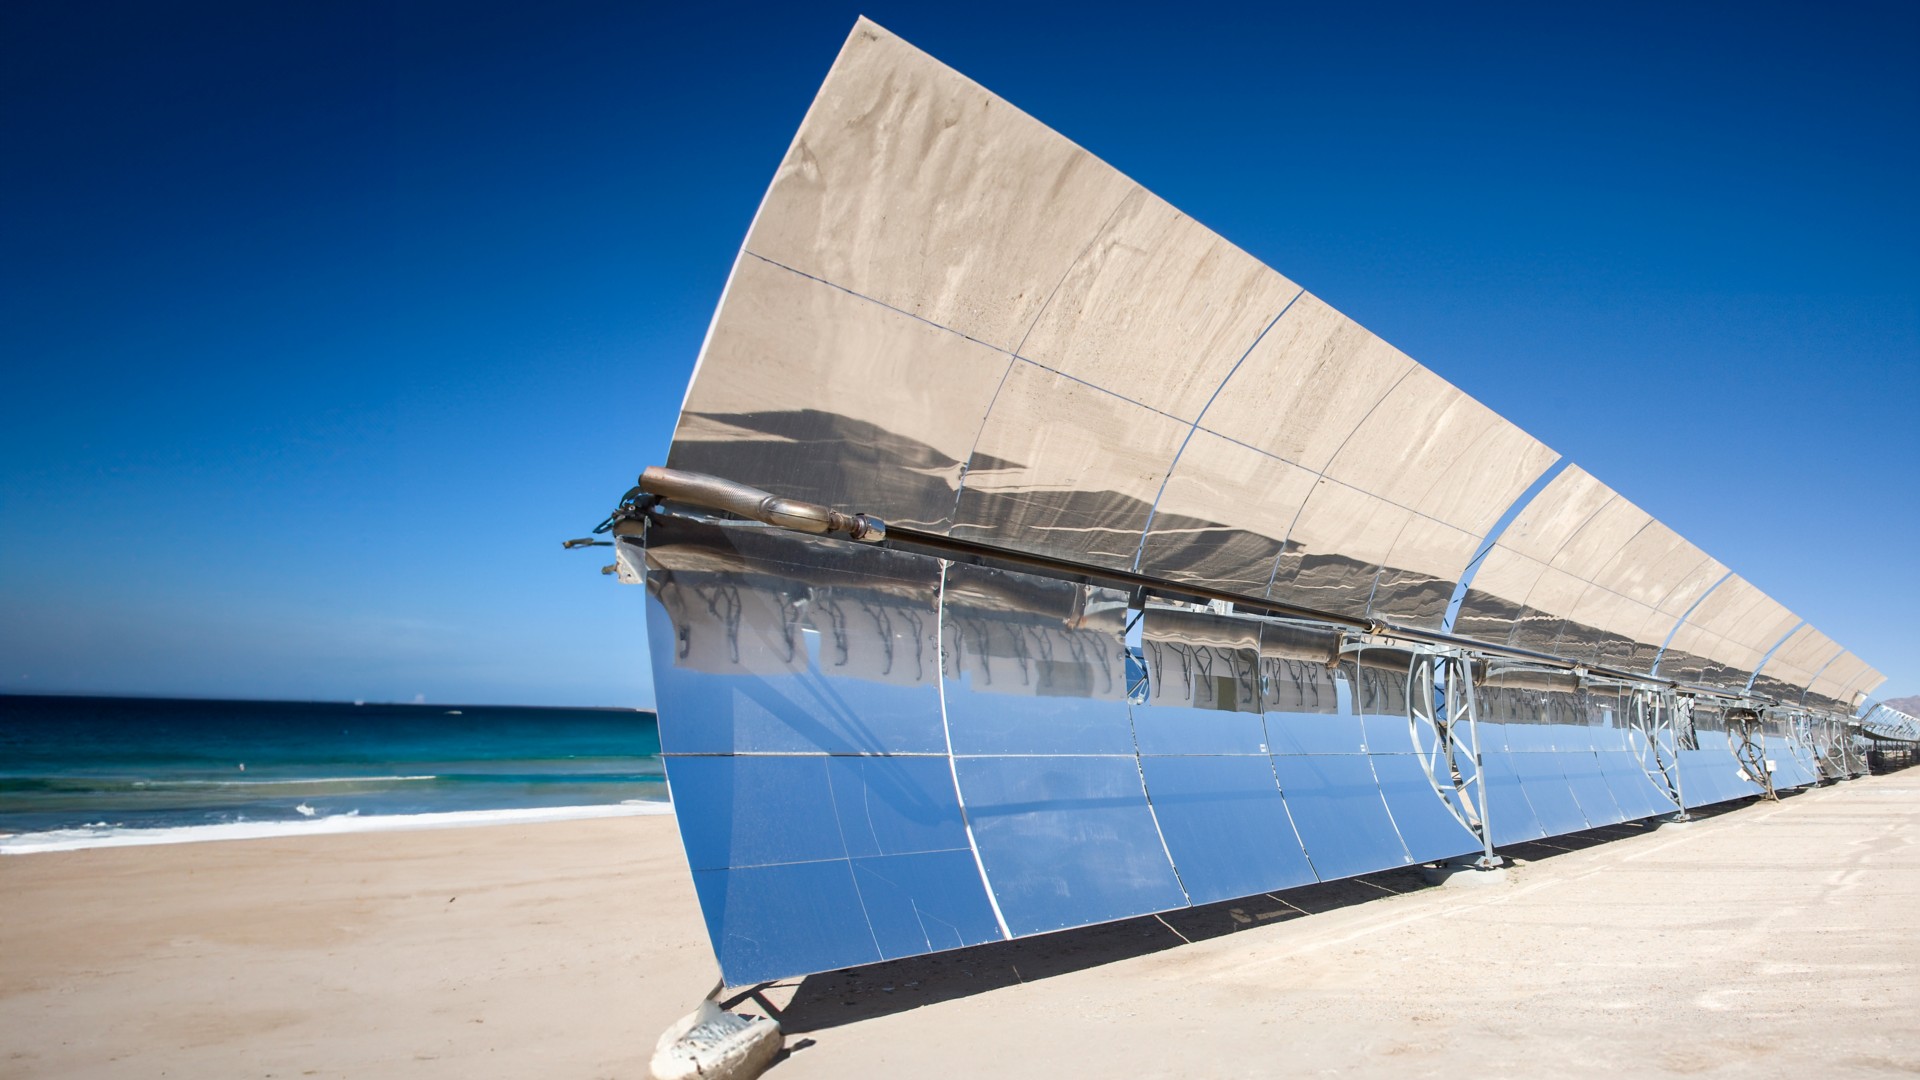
[1882,694,1920,716]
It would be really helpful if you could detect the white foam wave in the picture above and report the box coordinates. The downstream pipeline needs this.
[0,802,675,855]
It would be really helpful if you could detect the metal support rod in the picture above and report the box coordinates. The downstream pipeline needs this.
[1454,656,1498,868]
[633,466,1797,710]
[1667,692,1692,820]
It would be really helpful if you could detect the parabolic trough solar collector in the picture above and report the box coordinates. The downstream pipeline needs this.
[605,18,1888,985]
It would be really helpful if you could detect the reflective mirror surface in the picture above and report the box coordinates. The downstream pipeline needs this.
[635,17,1885,987]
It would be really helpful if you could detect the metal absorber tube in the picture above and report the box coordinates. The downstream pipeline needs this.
[639,466,887,542]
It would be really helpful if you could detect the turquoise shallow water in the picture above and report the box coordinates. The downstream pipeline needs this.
[0,695,665,837]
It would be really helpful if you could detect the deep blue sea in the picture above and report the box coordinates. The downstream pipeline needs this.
[0,695,667,851]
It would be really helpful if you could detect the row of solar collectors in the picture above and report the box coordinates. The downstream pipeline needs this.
[1861,704,1920,742]
[640,518,1838,986]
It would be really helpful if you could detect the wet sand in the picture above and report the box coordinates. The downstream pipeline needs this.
[4,776,1917,1078]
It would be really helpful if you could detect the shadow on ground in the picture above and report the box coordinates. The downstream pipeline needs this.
[732,796,1769,1039]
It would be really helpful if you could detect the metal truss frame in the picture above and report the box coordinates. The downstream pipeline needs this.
[1726,708,1778,802]
[1627,687,1692,820]
[1404,646,1500,870]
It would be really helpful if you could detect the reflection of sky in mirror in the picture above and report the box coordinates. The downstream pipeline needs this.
[4,2,1914,706]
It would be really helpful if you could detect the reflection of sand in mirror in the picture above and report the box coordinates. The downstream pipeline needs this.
[954,361,1187,569]
[1137,429,1311,593]
[668,257,1007,531]
[1019,186,1300,423]
[743,18,1135,354]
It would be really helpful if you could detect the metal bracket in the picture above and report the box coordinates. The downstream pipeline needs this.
[1408,649,1500,870]
[1778,709,1821,785]
[1629,687,1691,821]
[1726,708,1777,801]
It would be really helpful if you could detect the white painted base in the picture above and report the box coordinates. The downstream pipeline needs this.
[1420,861,1510,887]
[648,1000,782,1080]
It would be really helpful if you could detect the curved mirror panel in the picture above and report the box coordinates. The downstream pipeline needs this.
[634,16,1894,989]
[645,518,996,984]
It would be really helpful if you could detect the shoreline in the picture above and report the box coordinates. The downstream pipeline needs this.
[0,799,674,855]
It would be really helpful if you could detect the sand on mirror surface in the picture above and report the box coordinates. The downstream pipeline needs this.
[3,777,1918,1079]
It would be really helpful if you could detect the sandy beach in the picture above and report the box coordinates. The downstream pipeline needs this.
[5,776,1917,1079]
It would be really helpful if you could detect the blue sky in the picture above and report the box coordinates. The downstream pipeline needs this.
[2,1,1914,708]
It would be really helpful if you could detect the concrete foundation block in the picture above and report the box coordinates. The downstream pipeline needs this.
[648,999,782,1080]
